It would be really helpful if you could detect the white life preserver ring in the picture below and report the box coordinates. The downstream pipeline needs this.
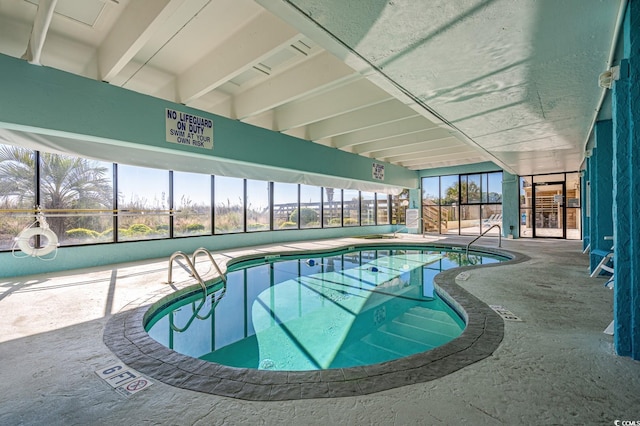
[16,227,59,257]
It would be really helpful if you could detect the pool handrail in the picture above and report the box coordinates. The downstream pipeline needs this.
[167,251,207,297]
[466,224,502,257]
[192,247,227,284]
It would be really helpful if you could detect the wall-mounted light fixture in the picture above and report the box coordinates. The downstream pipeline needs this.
[598,65,620,89]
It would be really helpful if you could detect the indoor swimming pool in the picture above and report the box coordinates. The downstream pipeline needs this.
[144,246,504,371]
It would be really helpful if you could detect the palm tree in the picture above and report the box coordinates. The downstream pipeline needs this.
[0,144,36,207]
[0,145,113,239]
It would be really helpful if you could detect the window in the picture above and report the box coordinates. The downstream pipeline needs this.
[273,182,298,229]
[323,187,341,227]
[360,191,376,225]
[117,165,169,241]
[343,189,360,226]
[0,144,36,250]
[40,152,114,245]
[299,185,321,229]
[246,179,270,232]
[422,171,503,235]
[214,176,244,234]
[1,142,403,253]
[376,193,389,225]
[174,171,211,237]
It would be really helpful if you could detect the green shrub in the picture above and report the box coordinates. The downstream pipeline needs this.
[156,224,169,231]
[279,221,297,229]
[128,223,153,234]
[328,218,342,225]
[247,223,268,231]
[186,223,205,232]
[343,218,359,225]
[66,228,100,239]
[289,208,318,224]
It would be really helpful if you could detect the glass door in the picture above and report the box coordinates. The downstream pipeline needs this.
[533,181,565,238]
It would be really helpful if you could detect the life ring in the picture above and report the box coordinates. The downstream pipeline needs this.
[16,227,59,257]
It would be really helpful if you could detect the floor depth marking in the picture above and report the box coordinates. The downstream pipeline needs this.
[96,363,153,397]
[489,305,523,321]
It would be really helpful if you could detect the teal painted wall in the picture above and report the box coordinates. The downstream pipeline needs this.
[589,120,614,273]
[611,0,640,360]
[501,172,519,238]
[0,53,416,190]
[581,159,590,251]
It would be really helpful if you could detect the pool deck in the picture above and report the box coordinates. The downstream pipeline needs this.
[2,235,639,425]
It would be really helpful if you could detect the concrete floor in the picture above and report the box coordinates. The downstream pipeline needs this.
[1,235,638,425]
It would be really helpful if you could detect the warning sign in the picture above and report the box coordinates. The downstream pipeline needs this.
[372,163,385,181]
[116,378,153,397]
[166,108,213,149]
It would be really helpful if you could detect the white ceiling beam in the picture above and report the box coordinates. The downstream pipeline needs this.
[333,116,448,152]
[274,78,393,131]
[381,144,476,163]
[178,11,299,104]
[99,0,186,82]
[21,0,57,65]
[403,157,487,170]
[309,99,417,141]
[340,125,451,154]
[233,51,356,120]
[370,137,464,159]
[334,116,445,152]
[400,152,486,167]
[354,127,454,155]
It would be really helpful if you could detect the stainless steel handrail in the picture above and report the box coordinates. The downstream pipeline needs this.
[167,251,207,296]
[192,247,227,284]
[466,224,502,257]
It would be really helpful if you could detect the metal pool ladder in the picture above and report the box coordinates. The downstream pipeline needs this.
[466,224,502,257]
[167,248,227,297]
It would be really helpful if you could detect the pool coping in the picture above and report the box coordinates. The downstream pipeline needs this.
[103,241,528,401]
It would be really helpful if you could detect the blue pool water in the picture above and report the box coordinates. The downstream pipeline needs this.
[145,246,503,371]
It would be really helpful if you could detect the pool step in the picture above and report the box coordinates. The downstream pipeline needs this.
[395,307,463,338]
[331,306,464,368]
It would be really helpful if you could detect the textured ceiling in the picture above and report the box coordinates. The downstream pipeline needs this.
[0,0,625,176]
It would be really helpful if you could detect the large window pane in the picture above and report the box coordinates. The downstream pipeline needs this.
[343,189,360,226]
[376,193,389,225]
[174,171,211,237]
[392,189,409,224]
[246,179,270,232]
[0,144,36,250]
[440,206,458,234]
[323,187,341,227]
[460,204,481,235]
[464,174,481,203]
[481,204,502,234]
[214,176,244,234]
[566,172,581,240]
[520,177,533,238]
[39,152,113,246]
[361,191,375,225]
[422,177,439,233]
[118,165,169,241]
[440,175,459,205]
[299,184,321,229]
[273,182,298,229]
[487,172,503,202]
